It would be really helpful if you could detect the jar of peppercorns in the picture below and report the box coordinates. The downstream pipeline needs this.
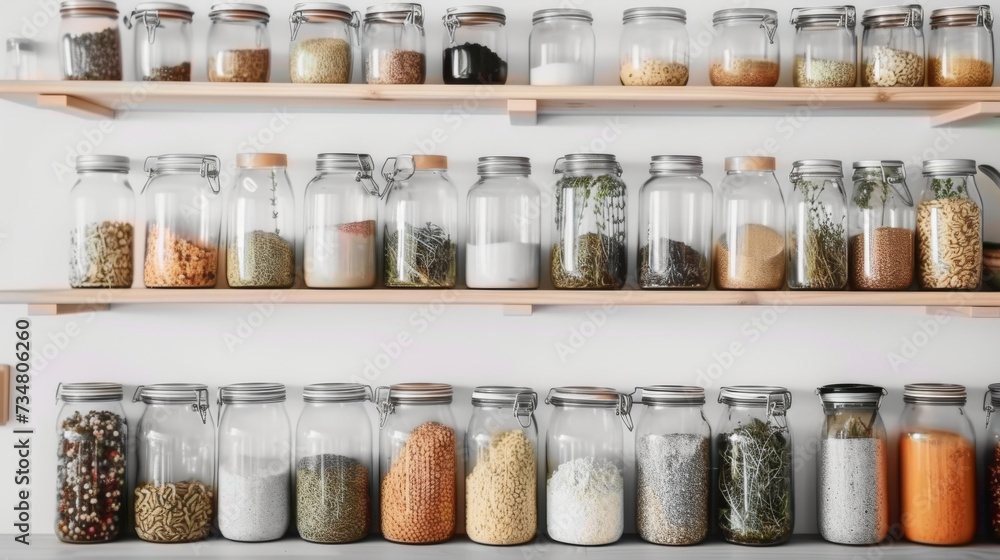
[58,0,124,80]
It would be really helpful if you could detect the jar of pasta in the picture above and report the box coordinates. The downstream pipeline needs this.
[927,5,994,86]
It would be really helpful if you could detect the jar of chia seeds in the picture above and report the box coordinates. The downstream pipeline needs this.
[362,3,426,84]
[786,159,849,290]
[928,6,994,86]
[529,9,595,85]
[790,6,857,87]
[442,6,508,84]
[59,0,123,80]
[619,8,689,87]
[849,160,916,290]
[125,2,194,81]
[69,155,135,289]
[710,8,780,86]
[984,383,1000,540]
[207,3,271,82]
[861,4,925,86]
[289,2,360,84]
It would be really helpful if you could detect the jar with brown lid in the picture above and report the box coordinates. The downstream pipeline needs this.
[58,0,123,80]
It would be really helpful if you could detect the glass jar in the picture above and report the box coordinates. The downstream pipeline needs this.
[716,386,793,545]
[710,9,780,86]
[381,155,458,288]
[142,155,222,288]
[442,6,507,85]
[226,153,295,288]
[551,154,628,289]
[791,6,857,87]
[619,8,689,86]
[59,0,123,80]
[633,386,710,546]
[815,384,889,545]
[295,383,373,544]
[849,161,916,290]
[207,3,271,82]
[544,387,633,546]
[289,2,360,84]
[899,383,976,545]
[529,9,595,85]
[7,38,38,80]
[363,3,426,84]
[133,384,215,543]
[125,2,194,81]
[929,6,993,86]
[465,386,538,545]
[787,159,848,290]
[216,383,291,542]
[375,383,458,544]
[466,156,540,289]
[862,5,925,86]
[714,157,786,290]
[985,384,1000,540]
[68,155,135,289]
[638,155,712,289]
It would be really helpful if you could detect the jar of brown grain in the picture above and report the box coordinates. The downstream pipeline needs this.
[928,6,994,87]
[848,161,916,290]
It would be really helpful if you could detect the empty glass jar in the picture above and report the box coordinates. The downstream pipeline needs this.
[442,5,507,84]
[985,383,1000,540]
[125,2,193,81]
[289,2,360,84]
[59,0,123,80]
[6,38,37,80]
[710,8,780,86]
[207,3,271,82]
[69,155,135,289]
[363,3,426,84]
[849,161,916,290]
[619,7,689,86]
[791,6,857,87]
[529,9,595,85]
[787,159,848,290]
[862,5,925,86]
[928,6,994,86]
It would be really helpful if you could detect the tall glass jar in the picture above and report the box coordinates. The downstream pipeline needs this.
[544,387,633,546]
[716,386,793,546]
[289,2,360,84]
[465,386,538,545]
[638,155,712,289]
[59,0,123,80]
[849,161,916,290]
[142,154,221,288]
[917,159,987,290]
[633,386,710,546]
[207,3,271,82]
[68,155,135,289]
[862,5,925,86]
[619,8,689,86]
[899,383,976,545]
[529,9,595,85]
[295,383,373,544]
[790,6,857,87]
[304,154,380,289]
[442,6,507,85]
[551,154,627,290]
[815,384,889,545]
[985,383,1000,540]
[928,6,994,86]
[710,9,779,86]
[125,2,194,81]
[363,3,425,84]
[226,153,295,289]
[133,384,215,543]
[466,156,540,289]
[787,159,848,290]
[216,383,291,542]
[54,383,126,543]
[375,383,457,544]
[381,155,458,288]
[714,157,786,290]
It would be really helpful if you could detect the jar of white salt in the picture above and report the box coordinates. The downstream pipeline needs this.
[529,8,595,85]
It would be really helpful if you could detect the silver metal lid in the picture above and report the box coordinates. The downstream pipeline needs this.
[930,5,992,28]
[316,153,374,172]
[634,385,706,405]
[623,7,686,24]
[473,386,537,428]
[7,38,35,52]
[986,383,1000,428]
[134,383,207,404]
[988,383,1000,406]
[791,6,856,29]
[816,383,886,405]
[545,386,633,430]
[293,1,352,14]
[131,2,193,19]
[57,382,124,403]
[923,159,977,175]
[853,159,904,169]
[904,383,966,404]
[862,4,923,28]
[76,155,130,173]
[365,3,423,25]
[303,383,373,403]
[553,153,622,176]
[532,8,593,25]
[145,154,219,172]
[719,385,792,409]
[790,159,844,179]
[219,382,286,404]
[444,5,505,24]
[61,0,119,16]
[386,382,453,403]
[209,3,269,22]
[714,8,778,24]
[650,155,703,175]
[477,156,531,176]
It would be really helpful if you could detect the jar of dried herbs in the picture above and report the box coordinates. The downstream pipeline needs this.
[551,154,628,290]
[849,161,916,290]
[786,159,848,290]
[290,2,360,84]
[716,386,793,546]
[207,3,271,82]
[58,0,123,80]
[984,383,1000,541]
[125,2,194,81]
[68,155,135,289]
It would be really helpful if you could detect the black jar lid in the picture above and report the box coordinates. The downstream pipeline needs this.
[817,383,886,405]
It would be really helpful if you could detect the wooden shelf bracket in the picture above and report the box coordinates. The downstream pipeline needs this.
[926,306,1000,318]
[28,303,111,316]
[502,304,533,317]
[36,94,115,119]
[507,99,538,126]
[930,101,1000,127]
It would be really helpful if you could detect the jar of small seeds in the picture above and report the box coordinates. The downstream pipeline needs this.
[619,8,689,86]
[363,3,426,84]
[207,3,271,82]
[861,5,925,86]
[125,2,194,81]
[58,0,123,80]
[68,155,135,289]
[790,6,858,87]
[709,9,780,86]
[848,161,916,290]
[786,159,848,290]
[289,2,360,84]
[928,6,994,87]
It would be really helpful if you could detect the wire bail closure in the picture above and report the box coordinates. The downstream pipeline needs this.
[381,156,415,201]
[513,390,537,429]
[355,154,384,198]
[760,12,779,44]
[374,386,394,428]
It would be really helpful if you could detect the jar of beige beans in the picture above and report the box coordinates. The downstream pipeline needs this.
[790,6,858,87]
[861,5,925,87]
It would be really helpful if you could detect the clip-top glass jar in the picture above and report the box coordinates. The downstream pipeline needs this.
[125,2,194,81]
[55,383,126,543]
[790,6,857,87]
[59,0,123,80]
[375,383,458,544]
[787,159,848,290]
[985,384,1000,540]
[289,2,360,84]
[442,6,507,85]
[295,383,373,544]
[466,386,538,545]
[363,3,426,84]
[710,8,780,86]
[862,5,924,86]
[529,9,595,85]
[928,6,994,86]
[545,387,633,546]
[849,161,916,290]
[619,8,689,86]
[716,386,793,545]
[899,383,976,545]
[815,384,889,545]
[208,3,271,82]
[69,155,135,289]
[133,384,214,543]
[633,386,710,546]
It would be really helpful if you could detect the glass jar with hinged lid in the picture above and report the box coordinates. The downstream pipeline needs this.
[442,6,507,85]
[862,4,924,86]
[787,159,849,290]
[68,155,135,289]
[849,160,916,290]
[984,384,1000,540]
[790,6,857,87]
[619,7,689,86]
[59,0,124,80]
[710,8,780,86]
[529,9,595,85]
[928,5,994,86]
[289,2,360,84]
[207,3,271,82]
[125,2,194,81]
[363,3,425,84]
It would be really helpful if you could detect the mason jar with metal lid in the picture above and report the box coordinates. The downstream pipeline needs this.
[69,155,135,289]
[529,9,595,85]
[375,383,458,544]
[295,383,373,544]
[125,2,194,81]
[133,384,215,543]
[363,3,426,84]
[207,3,271,82]
[465,386,538,545]
[849,160,916,290]
[710,8,780,86]
[289,2,360,83]
[619,8,689,86]
[984,383,1000,540]
[632,385,710,546]
[59,0,123,80]
[862,4,924,86]
[442,6,507,84]
[899,383,976,545]
[716,386,793,545]
[786,159,848,290]
[54,382,126,543]
[928,6,994,86]
[544,386,633,546]
[791,6,857,87]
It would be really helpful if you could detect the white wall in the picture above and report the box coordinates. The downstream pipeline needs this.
[2,0,1000,541]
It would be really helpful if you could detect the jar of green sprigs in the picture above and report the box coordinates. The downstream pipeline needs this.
[786,159,848,290]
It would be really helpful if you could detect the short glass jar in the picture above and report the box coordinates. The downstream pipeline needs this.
[59,0,123,80]
[207,3,271,82]
[710,8,780,86]
[849,161,916,290]
[619,7,689,86]
[125,2,194,81]
[790,6,857,87]
[787,159,848,290]
[7,38,38,80]
[69,155,135,289]
[363,3,426,84]
[985,383,1000,540]
[442,6,507,85]
[862,4,925,86]
[928,5,994,87]
[289,2,360,84]
[529,9,595,85]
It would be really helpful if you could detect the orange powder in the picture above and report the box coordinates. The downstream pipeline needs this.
[899,429,976,545]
